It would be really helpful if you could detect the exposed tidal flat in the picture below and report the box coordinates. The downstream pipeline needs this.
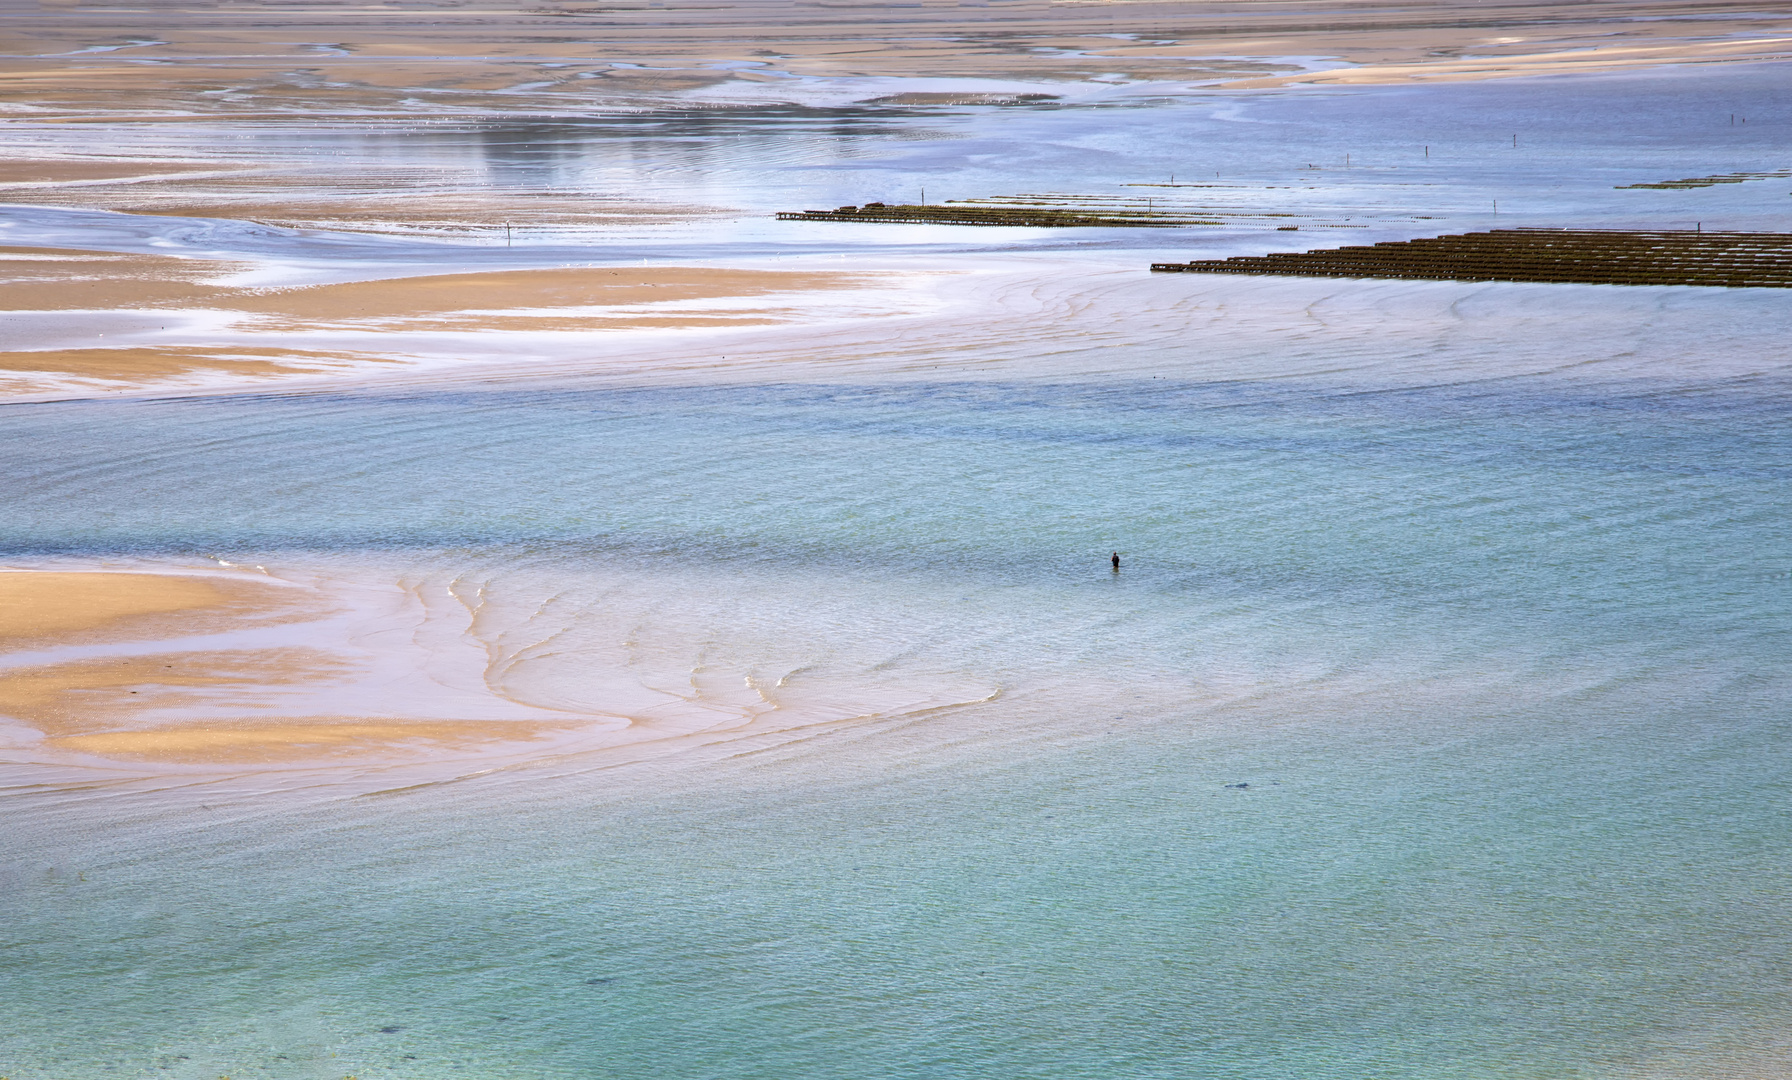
[5,3,1792,1077]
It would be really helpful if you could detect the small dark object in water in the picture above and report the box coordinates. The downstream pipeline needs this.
[1225,782,1250,789]
[1111,551,1120,570]
[378,1026,403,1034]
[586,977,617,985]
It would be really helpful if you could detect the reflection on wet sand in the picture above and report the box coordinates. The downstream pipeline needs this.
[0,161,729,233]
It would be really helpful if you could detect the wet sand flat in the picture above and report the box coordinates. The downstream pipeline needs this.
[0,160,244,185]
[0,252,852,317]
[2,0,1787,118]
[0,256,870,317]
[0,569,589,765]
[0,166,729,232]
[0,0,1783,242]
[0,561,977,770]
[223,267,871,323]
[44,717,578,763]
[0,245,246,310]
[0,347,372,383]
[4,650,575,764]
[0,652,587,764]
[1232,33,1792,87]
[0,263,886,392]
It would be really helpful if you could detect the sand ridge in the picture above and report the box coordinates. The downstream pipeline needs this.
[0,245,248,310]
[0,648,578,764]
[0,570,308,647]
[0,346,384,382]
[0,568,592,766]
[224,266,872,323]
[0,261,890,392]
[0,255,873,317]
[0,563,993,771]
[45,719,579,763]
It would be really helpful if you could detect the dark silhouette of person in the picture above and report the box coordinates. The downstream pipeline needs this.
[1111,551,1120,571]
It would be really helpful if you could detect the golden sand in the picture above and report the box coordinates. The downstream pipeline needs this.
[0,263,873,387]
[1,648,570,764]
[0,171,728,233]
[226,267,867,323]
[0,571,295,644]
[0,573,574,765]
[1,257,865,319]
[0,245,244,311]
[0,650,290,728]
[46,720,571,764]
[0,347,349,380]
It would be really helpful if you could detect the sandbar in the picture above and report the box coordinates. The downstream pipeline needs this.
[226,267,867,323]
[1,256,867,319]
[46,719,574,764]
[0,262,880,392]
[0,569,582,766]
[0,245,245,311]
[0,570,298,646]
[1,647,573,764]
[0,347,342,379]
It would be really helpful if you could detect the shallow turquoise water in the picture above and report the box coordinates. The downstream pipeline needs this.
[5,366,1791,1079]
[5,60,1792,1080]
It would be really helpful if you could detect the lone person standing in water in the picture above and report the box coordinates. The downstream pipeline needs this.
[1111,551,1121,571]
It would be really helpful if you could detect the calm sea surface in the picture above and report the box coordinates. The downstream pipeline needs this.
[4,67,1792,1080]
